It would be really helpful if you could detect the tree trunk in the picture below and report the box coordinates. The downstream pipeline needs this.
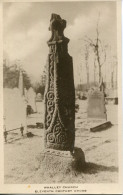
[94,58,96,84]
[111,71,114,89]
[99,65,102,83]
[87,67,89,88]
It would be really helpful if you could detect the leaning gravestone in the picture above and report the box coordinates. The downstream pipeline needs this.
[36,14,85,177]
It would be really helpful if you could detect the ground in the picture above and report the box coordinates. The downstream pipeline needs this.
[4,100,118,184]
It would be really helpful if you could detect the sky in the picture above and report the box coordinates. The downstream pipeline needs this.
[3,1,117,85]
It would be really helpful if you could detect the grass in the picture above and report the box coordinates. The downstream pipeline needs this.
[4,101,118,183]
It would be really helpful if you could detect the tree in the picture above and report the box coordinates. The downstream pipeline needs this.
[3,60,32,89]
[111,55,117,89]
[33,82,45,95]
[84,13,107,84]
[33,67,46,96]
[85,44,90,88]
[93,56,97,83]
[22,70,32,89]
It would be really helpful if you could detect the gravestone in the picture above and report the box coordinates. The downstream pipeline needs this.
[86,89,112,132]
[27,87,37,113]
[36,93,42,101]
[36,93,43,114]
[87,89,107,120]
[3,88,26,131]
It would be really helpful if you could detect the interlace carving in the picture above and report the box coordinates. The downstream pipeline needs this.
[44,14,75,151]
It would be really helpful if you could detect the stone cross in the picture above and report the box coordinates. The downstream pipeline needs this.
[44,14,75,152]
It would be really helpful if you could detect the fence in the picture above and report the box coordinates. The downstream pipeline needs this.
[4,124,25,143]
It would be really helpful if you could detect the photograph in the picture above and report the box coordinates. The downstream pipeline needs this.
[0,0,122,194]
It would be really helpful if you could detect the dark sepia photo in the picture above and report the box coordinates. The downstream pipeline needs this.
[3,1,120,186]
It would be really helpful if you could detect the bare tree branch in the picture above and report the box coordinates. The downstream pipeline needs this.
[96,12,100,38]
[100,48,106,67]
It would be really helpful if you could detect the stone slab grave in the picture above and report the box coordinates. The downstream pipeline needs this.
[82,88,112,132]
[35,14,85,176]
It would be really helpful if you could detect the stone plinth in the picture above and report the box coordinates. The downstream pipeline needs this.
[35,148,85,178]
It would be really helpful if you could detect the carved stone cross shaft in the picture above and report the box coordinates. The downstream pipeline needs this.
[44,14,75,152]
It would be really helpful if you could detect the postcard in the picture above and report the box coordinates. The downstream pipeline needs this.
[0,0,122,194]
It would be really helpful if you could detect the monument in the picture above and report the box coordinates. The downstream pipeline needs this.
[44,13,75,152]
[36,14,85,175]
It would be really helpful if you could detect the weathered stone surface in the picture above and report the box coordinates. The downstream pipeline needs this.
[44,14,75,151]
[87,89,107,120]
[35,148,85,176]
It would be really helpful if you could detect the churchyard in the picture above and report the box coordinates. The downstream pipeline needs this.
[4,100,118,184]
[3,10,119,186]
